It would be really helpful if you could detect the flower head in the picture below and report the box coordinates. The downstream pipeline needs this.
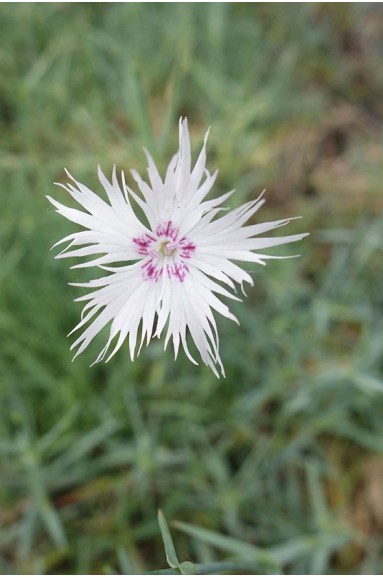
[48,118,307,377]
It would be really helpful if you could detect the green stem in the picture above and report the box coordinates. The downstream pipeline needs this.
[144,560,281,575]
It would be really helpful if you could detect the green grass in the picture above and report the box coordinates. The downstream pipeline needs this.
[0,3,383,574]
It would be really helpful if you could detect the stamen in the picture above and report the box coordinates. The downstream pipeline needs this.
[163,241,178,256]
[134,220,196,282]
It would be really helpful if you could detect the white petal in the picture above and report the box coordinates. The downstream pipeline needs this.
[175,117,192,194]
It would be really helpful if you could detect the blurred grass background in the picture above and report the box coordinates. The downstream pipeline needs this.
[0,3,383,574]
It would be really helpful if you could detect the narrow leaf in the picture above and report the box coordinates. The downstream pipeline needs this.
[158,510,180,570]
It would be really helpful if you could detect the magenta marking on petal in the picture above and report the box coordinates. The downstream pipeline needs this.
[165,262,188,282]
[135,222,195,283]
[156,220,179,241]
[142,259,163,282]
[179,241,196,260]
[170,226,178,241]
[133,233,156,256]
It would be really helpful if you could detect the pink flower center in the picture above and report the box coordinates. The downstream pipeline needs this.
[132,221,195,282]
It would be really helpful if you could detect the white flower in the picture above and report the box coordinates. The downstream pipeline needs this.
[48,118,307,377]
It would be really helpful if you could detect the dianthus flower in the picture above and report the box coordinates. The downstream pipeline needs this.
[48,118,307,376]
